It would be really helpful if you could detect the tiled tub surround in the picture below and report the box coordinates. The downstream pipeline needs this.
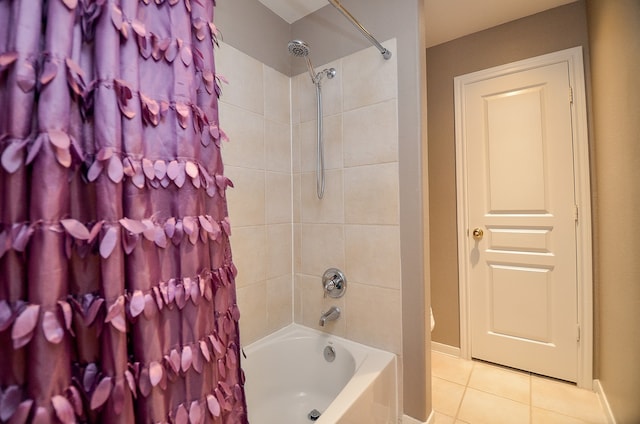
[293,39,401,357]
[217,38,400,353]
[217,39,402,421]
[243,324,397,424]
[217,41,294,343]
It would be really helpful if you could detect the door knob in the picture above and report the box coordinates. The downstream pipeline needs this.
[472,228,484,240]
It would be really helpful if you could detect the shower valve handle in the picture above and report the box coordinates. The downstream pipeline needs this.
[322,268,347,298]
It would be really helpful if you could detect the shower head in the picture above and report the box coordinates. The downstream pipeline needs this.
[288,40,310,57]
[288,40,317,84]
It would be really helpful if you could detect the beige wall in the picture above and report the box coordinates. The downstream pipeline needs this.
[426,1,590,347]
[586,1,640,423]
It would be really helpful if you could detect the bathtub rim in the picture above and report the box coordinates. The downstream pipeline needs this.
[242,323,398,423]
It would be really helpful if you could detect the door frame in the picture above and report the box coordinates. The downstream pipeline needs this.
[454,47,593,388]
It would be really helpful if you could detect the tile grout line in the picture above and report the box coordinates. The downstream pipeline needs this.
[454,359,475,422]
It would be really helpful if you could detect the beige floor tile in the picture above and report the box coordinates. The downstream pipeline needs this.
[531,377,607,424]
[432,376,466,417]
[467,361,531,404]
[433,411,456,424]
[457,388,530,424]
[432,351,474,385]
[532,407,595,424]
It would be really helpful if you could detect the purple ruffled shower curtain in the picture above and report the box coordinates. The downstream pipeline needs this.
[0,0,247,422]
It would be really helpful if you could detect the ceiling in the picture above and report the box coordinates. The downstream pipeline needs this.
[258,0,578,46]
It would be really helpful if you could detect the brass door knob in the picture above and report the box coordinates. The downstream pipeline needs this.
[472,228,484,240]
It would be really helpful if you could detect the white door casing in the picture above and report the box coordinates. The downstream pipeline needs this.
[454,47,593,387]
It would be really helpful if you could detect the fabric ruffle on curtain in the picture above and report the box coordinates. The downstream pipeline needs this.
[0,0,247,423]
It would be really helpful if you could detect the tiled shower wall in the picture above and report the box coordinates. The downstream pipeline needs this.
[217,42,294,343]
[292,39,402,355]
[217,39,401,357]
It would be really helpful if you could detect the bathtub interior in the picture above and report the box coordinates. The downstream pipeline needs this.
[242,324,397,424]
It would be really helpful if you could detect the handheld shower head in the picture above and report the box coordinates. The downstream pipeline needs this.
[288,40,317,83]
[288,40,310,57]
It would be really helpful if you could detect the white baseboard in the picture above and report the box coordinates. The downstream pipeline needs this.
[431,341,461,357]
[403,410,434,424]
[594,379,617,424]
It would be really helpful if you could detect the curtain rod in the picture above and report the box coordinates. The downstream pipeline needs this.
[327,0,392,60]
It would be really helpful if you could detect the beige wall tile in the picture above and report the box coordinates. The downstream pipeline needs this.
[219,103,265,169]
[225,166,265,227]
[293,223,302,269]
[230,226,267,288]
[345,224,401,289]
[345,282,401,353]
[344,163,399,225]
[292,173,301,223]
[290,74,301,126]
[264,65,291,125]
[266,172,292,224]
[300,170,344,224]
[299,114,343,173]
[295,273,346,337]
[297,73,317,123]
[342,39,397,112]
[298,120,316,174]
[216,42,264,115]
[291,124,301,174]
[318,59,342,118]
[236,281,268,345]
[299,224,345,276]
[266,223,292,279]
[343,99,398,167]
[265,119,291,173]
[266,274,293,332]
[295,62,341,122]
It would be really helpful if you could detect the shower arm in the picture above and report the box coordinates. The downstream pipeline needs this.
[328,0,391,60]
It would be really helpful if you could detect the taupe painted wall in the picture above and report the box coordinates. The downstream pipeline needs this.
[215,0,291,75]
[586,1,640,423]
[426,1,590,348]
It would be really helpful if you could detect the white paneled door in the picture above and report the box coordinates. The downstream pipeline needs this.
[456,52,586,383]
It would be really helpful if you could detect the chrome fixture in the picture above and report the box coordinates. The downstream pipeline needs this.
[322,268,346,298]
[323,345,336,362]
[308,409,321,421]
[319,306,341,327]
[328,0,391,60]
[288,40,336,199]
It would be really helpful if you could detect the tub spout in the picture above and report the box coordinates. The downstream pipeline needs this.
[319,306,340,326]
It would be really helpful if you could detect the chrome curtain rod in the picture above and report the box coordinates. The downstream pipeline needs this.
[327,0,392,60]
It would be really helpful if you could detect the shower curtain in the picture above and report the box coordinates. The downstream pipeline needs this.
[0,1,247,423]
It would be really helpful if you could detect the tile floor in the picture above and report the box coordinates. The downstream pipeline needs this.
[431,351,608,424]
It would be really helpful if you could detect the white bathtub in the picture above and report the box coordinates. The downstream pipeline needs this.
[242,324,397,424]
